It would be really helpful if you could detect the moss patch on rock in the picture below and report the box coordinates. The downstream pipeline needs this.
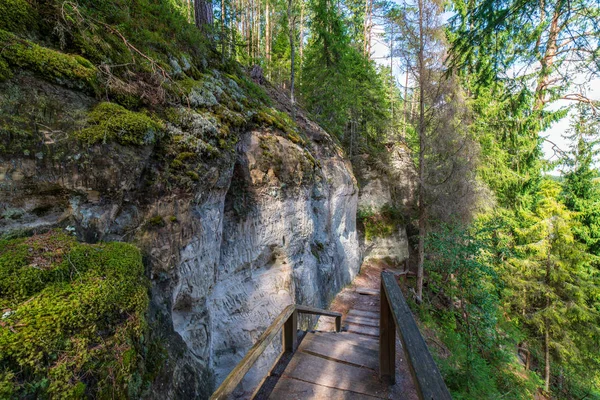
[358,205,404,241]
[0,0,37,34]
[76,102,163,146]
[0,30,97,91]
[0,230,154,399]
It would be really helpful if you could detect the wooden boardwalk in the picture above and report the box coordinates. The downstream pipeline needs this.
[256,265,419,399]
[212,262,449,400]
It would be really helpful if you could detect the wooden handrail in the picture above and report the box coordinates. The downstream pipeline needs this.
[295,304,342,332]
[380,271,452,400]
[210,304,341,400]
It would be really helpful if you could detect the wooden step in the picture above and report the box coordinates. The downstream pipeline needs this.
[267,377,379,399]
[299,332,379,370]
[351,304,380,314]
[344,315,379,328]
[280,352,389,397]
[311,331,379,351]
[348,309,380,319]
[345,323,380,337]
[356,287,380,296]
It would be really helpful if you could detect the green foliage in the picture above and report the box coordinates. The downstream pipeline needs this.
[493,180,600,397]
[561,105,600,256]
[0,231,153,399]
[424,224,500,398]
[0,29,98,91]
[0,0,37,34]
[76,102,163,146]
[358,205,403,240]
[300,0,392,156]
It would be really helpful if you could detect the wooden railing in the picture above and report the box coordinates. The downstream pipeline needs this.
[380,271,452,400]
[210,304,342,400]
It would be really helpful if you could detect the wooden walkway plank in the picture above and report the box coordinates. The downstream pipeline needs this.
[267,377,379,400]
[345,323,379,337]
[344,315,379,328]
[280,352,389,398]
[356,287,380,296]
[309,331,379,351]
[253,265,427,400]
[298,333,379,370]
[347,309,380,319]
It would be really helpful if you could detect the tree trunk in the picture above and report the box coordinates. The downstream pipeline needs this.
[266,0,271,64]
[416,0,426,303]
[299,2,304,60]
[221,0,226,61]
[230,0,237,57]
[534,0,563,111]
[403,68,408,139]
[194,0,214,31]
[390,22,394,135]
[544,246,552,392]
[544,324,551,392]
[288,0,296,120]
[256,0,260,60]
[367,0,373,57]
[363,0,372,57]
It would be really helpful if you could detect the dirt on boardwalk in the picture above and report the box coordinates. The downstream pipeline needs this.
[315,260,419,400]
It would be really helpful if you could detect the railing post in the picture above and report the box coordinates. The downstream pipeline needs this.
[380,280,396,384]
[283,308,298,352]
[335,314,341,332]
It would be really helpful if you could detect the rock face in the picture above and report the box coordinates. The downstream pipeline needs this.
[169,130,361,396]
[0,74,360,398]
[356,145,417,265]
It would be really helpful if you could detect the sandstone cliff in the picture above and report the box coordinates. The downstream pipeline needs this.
[0,3,360,396]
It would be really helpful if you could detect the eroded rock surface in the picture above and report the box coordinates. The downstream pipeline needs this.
[356,145,416,265]
[1,73,360,398]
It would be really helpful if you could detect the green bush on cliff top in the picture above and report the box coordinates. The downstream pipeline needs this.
[0,231,152,399]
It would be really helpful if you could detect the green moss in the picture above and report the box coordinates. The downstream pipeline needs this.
[253,107,302,140]
[170,159,184,169]
[0,0,37,34]
[0,30,97,91]
[0,59,10,82]
[287,131,304,145]
[0,231,153,399]
[76,102,163,146]
[176,152,196,162]
[147,215,164,227]
[214,104,246,128]
[358,205,404,241]
[230,75,271,106]
[186,170,200,181]
[111,91,143,110]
